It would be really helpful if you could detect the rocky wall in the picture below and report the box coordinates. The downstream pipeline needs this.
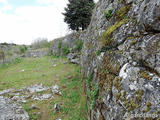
[80,0,160,119]
[50,31,84,56]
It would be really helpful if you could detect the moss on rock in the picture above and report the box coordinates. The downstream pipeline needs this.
[140,71,153,80]
[101,19,128,48]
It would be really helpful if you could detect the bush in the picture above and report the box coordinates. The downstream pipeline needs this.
[13,57,22,64]
[19,46,27,54]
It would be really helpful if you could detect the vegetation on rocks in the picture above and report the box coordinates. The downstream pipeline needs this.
[101,19,128,48]
[104,9,113,20]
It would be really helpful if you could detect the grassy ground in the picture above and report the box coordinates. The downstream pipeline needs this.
[0,56,87,120]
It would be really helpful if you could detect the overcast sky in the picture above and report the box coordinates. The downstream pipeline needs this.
[0,0,98,45]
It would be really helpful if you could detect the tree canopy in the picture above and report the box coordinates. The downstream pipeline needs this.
[63,0,95,31]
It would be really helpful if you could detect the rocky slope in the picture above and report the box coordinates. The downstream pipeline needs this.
[51,0,160,119]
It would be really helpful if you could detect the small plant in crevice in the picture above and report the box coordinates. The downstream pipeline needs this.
[104,9,113,20]
[85,75,99,110]
[96,50,101,56]
[74,40,83,51]
[62,45,70,55]
[58,41,62,49]
[85,75,92,86]
[89,84,99,109]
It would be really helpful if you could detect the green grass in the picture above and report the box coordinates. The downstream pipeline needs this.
[59,72,88,120]
[0,56,87,120]
[0,56,77,90]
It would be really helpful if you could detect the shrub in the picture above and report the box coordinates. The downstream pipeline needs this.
[13,57,22,64]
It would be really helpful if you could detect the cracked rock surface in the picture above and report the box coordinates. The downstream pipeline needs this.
[0,96,29,120]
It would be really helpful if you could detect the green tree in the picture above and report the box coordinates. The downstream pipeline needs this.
[63,0,95,31]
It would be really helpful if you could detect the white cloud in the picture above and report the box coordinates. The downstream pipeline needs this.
[36,0,67,5]
[0,4,13,11]
[0,0,69,45]
[36,0,55,4]
[0,0,98,45]
[0,0,7,4]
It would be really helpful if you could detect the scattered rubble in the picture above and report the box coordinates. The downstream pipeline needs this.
[0,84,62,119]
[26,84,49,93]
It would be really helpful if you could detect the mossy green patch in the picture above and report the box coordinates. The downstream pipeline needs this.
[130,39,138,45]
[143,102,152,113]
[115,5,131,21]
[98,54,121,97]
[101,19,128,47]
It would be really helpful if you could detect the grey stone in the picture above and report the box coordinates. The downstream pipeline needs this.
[53,103,61,113]
[139,0,160,31]
[67,53,80,64]
[32,94,53,101]
[0,96,29,120]
[26,84,49,93]
[12,96,27,103]
[0,88,15,96]
[51,85,62,96]
[30,104,40,110]
[70,58,79,64]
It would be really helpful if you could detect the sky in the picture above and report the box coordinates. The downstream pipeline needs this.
[0,0,98,45]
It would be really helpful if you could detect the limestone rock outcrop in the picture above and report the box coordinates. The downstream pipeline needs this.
[80,0,160,119]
